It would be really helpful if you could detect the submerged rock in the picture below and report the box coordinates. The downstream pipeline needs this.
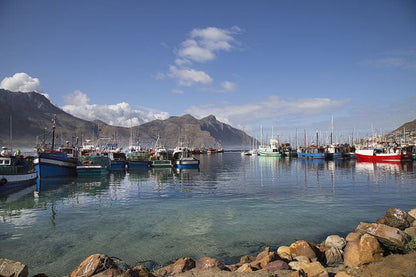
[0,258,28,277]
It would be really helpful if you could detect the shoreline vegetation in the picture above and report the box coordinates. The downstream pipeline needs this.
[1,207,416,277]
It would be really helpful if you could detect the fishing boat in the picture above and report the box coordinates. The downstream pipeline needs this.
[297,146,327,159]
[259,138,281,157]
[172,146,200,169]
[0,153,37,192]
[149,137,172,168]
[355,147,412,162]
[77,153,111,176]
[34,117,79,178]
[126,147,150,169]
[326,144,343,160]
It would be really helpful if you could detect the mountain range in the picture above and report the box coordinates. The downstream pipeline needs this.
[0,89,253,150]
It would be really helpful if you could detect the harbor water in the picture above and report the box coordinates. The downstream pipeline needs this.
[1,153,415,276]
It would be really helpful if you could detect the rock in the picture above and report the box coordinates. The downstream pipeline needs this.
[171,257,195,274]
[343,240,360,268]
[154,257,195,276]
[408,208,416,219]
[288,270,307,277]
[236,255,255,266]
[277,246,292,261]
[289,240,317,260]
[254,246,270,261]
[124,265,155,277]
[325,247,343,266]
[353,253,416,277]
[345,232,360,242]
[384,208,415,230]
[195,257,225,271]
[324,235,346,250]
[334,272,352,277]
[71,254,121,277]
[358,234,384,265]
[235,263,254,273]
[356,222,411,253]
[224,264,238,272]
[90,268,124,277]
[289,261,328,277]
[405,226,416,238]
[293,256,311,263]
[0,258,28,277]
[263,260,290,272]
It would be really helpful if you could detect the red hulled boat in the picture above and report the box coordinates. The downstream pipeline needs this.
[355,148,412,162]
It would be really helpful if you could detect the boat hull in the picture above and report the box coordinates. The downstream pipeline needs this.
[174,159,200,169]
[297,152,326,159]
[110,160,126,170]
[127,161,149,169]
[76,165,109,176]
[0,172,37,192]
[150,160,172,168]
[34,154,77,178]
[355,150,412,162]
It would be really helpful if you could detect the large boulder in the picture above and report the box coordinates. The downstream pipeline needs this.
[289,240,317,260]
[324,235,346,250]
[353,253,416,277]
[263,260,290,272]
[71,254,123,277]
[383,208,415,230]
[358,234,384,265]
[289,261,328,277]
[249,246,278,269]
[195,257,226,271]
[277,246,293,261]
[356,222,411,253]
[0,258,28,277]
[343,240,360,268]
[235,263,254,273]
[154,257,195,276]
[325,247,343,266]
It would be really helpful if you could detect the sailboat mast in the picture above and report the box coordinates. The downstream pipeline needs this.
[51,115,56,151]
[9,116,13,154]
[331,115,334,145]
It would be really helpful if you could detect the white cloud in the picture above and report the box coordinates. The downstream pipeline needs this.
[161,26,242,89]
[62,90,169,127]
[168,65,213,86]
[221,81,236,92]
[178,26,241,64]
[0,72,49,98]
[186,96,350,127]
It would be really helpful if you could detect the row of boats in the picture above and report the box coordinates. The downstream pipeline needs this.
[243,138,415,162]
[0,142,203,192]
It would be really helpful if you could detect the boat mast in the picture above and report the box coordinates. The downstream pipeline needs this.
[332,116,334,144]
[9,115,13,154]
[316,129,319,146]
[51,115,56,151]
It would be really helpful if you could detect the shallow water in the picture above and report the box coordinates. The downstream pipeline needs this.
[1,153,415,276]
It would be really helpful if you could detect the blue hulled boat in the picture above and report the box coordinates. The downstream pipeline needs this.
[172,146,200,169]
[34,145,78,178]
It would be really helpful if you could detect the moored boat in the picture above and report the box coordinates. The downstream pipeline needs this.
[0,154,37,192]
[76,154,111,176]
[172,146,200,169]
[297,146,326,159]
[126,148,150,169]
[259,139,281,157]
[355,148,412,162]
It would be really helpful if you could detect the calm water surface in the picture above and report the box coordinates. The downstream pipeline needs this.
[1,153,415,276]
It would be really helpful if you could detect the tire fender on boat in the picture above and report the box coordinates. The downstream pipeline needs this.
[0,178,7,186]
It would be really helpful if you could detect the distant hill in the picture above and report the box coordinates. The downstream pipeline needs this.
[386,119,416,144]
[0,89,253,149]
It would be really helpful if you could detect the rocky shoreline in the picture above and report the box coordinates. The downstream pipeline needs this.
[1,207,416,277]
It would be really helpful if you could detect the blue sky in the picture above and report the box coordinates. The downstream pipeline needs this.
[1,0,415,142]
